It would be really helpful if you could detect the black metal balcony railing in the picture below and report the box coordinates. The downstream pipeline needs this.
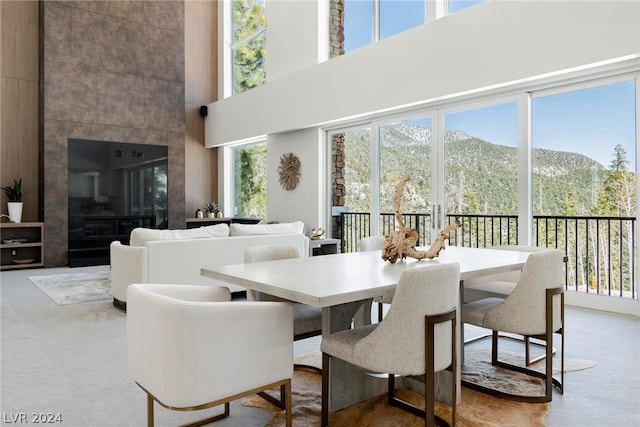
[339,212,637,300]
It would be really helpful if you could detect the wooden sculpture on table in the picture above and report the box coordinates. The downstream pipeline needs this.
[382,176,461,264]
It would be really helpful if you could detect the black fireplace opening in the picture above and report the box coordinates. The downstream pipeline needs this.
[68,139,168,267]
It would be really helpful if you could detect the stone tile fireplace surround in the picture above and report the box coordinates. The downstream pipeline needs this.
[41,1,186,267]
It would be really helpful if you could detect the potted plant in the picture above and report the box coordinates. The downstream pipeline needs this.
[205,202,218,218]
[1,178,23,223]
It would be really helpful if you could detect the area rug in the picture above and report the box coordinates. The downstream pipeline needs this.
[29,268,111,305]
[242,350,595,426]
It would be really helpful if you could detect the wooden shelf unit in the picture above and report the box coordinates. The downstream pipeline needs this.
[0,222,44,270]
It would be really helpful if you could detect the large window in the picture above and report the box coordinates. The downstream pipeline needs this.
[232,0,266,95]
[532,80,637,296]
[232,142,267,218]
[329,75,638,300]
[344,0,426,53]
[444,101,519,216]
[343,0,486,53]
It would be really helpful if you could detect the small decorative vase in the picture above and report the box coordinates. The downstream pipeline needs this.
[7,202,23,223]
[215,211,223,218]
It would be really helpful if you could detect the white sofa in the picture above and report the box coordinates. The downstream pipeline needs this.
[110,221,309,308]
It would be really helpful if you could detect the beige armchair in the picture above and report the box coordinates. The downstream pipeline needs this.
[321,263,460,427]
[461,249,565,403]
[359,236,390,322]
[127,283,294,427]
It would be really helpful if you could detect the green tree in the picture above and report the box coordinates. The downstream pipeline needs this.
[609,144,629,172]
[233,0,266,94]
[235,144,267,217]
[463,191,479,214]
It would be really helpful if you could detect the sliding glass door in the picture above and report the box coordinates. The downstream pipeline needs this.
[442,100,520,246]
[378,116,434,245]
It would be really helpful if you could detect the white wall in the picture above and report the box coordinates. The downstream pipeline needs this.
[266,128,325,230]
[206,0,640,147]
[266,0,328,81]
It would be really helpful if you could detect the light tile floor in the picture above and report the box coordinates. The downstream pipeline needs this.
[1,266,638,426]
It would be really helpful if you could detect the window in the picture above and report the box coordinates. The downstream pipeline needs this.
[231,142,267,218]
[444,101,519,216]
[448,0,485,15]
[329,75,637,300]
[232,0,266,95]
[344,0,426,53]
[342,0,486,53]
[379,0,426,40]
[532,80,637,296]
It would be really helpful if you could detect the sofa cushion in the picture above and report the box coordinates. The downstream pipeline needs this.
[229,221,305,236]
[130,224,230,246]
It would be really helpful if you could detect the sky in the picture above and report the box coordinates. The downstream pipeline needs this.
[343,1,637,172]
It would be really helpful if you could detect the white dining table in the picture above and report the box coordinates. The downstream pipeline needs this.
[201,245,531,411]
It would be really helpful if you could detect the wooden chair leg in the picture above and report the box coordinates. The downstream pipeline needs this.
[284,379,292,427]
[147,394,154,427]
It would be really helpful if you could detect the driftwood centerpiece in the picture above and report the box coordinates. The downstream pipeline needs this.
[382,177,461,264]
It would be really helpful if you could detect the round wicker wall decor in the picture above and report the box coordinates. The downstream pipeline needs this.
[278,152,301,190]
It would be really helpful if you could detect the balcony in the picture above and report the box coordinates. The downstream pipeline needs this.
[339,212,637,302]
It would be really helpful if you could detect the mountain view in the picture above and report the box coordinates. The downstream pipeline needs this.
[343,123,624,217]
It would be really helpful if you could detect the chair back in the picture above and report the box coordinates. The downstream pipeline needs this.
[245,245,301,301]
[485,249,564,335]
[245,244,301,263]
[463,245,548,285]
[127,283,293,408]
[354,262,460,375]
[359,236,385,252]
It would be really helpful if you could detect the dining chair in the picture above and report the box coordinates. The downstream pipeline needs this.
[127,283,294,427]
[463,245,555,366]
[461,249,565,403]
[244,244,323,341]
[359,235,390,322]
[321,262,460,427]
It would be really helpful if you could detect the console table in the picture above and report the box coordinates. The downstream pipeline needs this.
[309,238,341,256]
[185,217,261,229]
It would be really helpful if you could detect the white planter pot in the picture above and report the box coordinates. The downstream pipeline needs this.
[7,202,23,223]
[207,212,215,218]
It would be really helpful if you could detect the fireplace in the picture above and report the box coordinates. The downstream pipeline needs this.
[68,139,168,266]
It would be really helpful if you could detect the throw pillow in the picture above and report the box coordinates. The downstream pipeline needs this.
[229,221,305,236]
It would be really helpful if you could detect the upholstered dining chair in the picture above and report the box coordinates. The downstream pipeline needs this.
[321,262,460,427]
[461,249,565,403]
[463,245,550,303]
[359,235,390,323]
[463,245,554,366]
[127,283,294,427]
[244,244,323,341]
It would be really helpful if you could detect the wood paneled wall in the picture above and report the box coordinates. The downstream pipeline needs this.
[0,1,39,222]
[185,0,218,217]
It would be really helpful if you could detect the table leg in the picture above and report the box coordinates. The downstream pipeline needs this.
[322,302,388,412]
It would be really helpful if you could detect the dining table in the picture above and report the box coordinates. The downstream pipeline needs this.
[201,245,532,411]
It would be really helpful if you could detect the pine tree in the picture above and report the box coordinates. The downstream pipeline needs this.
[233,0,266,94]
